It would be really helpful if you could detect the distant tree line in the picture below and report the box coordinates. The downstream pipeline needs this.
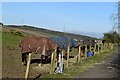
[103,31,120,44]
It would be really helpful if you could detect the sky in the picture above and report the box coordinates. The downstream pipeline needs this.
[2,2,117,38]
[1,0,119,2]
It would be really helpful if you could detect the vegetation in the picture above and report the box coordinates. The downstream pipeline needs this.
[8,29,24,37]
[2,32,22,46]
[103,31,120,44]
[4,25,97,40]
[45,49,115,78]
[2,32,24,78]
[2,32,39,78]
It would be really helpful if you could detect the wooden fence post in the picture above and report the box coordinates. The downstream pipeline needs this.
[50,51,54,74]
[107,43,109,52]
[108,43,110,50]
[108,43,109,51]
[90,44,92,52]
[78,46,81,63]
[111,43,113,50]
[25,53,32,80]
[106,43,108,52]
[110,43,112,50]
[99,44,101,53]
[85,44,87,59]
[101,43,103,53]
[98,43,100,54]
[105,43,107,52]
[61,50,64,73]
[103,43,105,52]
[50,48,57,74]
[53,49,56,72]
[110,43,113,50]
[67,44,70,68]
[106,43,108,51]
[94,44,96,55]
[102,43,104,52]
[105,43,107,51]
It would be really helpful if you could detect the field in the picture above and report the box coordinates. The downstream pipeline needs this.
[2,28,116,79]
[2,32,25,78]
[2,31,78,78]
[2,32,41,78]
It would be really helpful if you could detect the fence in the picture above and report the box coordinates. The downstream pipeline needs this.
[50,42,114,74]
[25,42,114,79]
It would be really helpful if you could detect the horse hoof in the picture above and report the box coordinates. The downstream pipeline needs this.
[39,64,42,66]
[22,62,27,66]
[22,62,24,66]
[24,64,27,66]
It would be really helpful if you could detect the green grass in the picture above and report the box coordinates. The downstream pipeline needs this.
[2,32,25,78]
[0,31,2,40]
[44,49,116,78]
[2,32,22,46]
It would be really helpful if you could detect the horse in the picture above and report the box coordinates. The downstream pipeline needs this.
[79,39,96,58]
[19,36,58,66]
[50,36,80,59]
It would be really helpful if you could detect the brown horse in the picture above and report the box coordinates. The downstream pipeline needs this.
[19,36,57,66]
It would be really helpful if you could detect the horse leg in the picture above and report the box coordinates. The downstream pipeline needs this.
[39,54,42,66]
[22,53,28,66]
[22,53,24,66]
[45,56,48,64]
[39,63,42,66]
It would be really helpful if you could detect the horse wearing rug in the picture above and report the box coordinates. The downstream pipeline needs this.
[19,36,57,66]
[80,40,96,57]
[50,36,80,59]
[50,36,79,73]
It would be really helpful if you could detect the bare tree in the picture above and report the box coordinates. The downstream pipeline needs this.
[110,2,119,33]
[118,1,120,35]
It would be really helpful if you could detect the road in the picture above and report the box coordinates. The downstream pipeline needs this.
[76,46,120,78]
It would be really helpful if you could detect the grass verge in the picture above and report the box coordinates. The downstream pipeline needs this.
[44,48,116,78]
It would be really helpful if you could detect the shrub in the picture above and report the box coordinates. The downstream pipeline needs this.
[9,29,24,37]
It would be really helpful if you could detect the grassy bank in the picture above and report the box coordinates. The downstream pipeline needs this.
[44,48,116,78]
[2,32,25,78]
